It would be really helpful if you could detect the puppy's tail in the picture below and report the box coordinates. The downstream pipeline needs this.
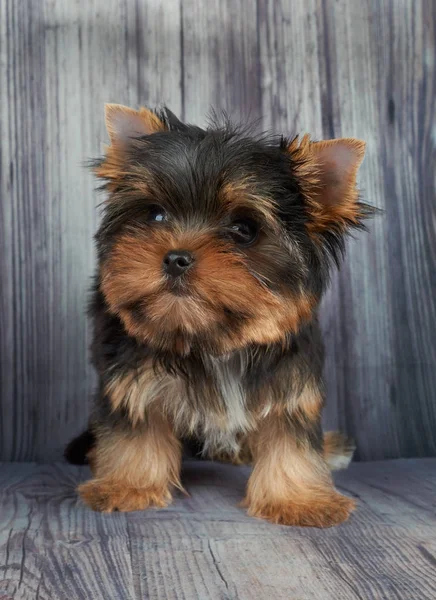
[64,428,95,465]
[323,431,355,471]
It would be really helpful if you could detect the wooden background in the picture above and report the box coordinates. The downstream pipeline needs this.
[0,0,435,462]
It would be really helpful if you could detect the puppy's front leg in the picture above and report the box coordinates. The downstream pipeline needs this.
[78,411,182,512]
[244,389,355,527]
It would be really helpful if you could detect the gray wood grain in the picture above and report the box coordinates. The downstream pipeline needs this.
[181,0,262,125]
[0,460,436,599]
[0,0,435,460]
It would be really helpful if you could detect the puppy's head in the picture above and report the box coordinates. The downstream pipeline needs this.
[93,104,371,355]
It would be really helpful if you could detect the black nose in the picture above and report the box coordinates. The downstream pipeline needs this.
[163,250,195,278]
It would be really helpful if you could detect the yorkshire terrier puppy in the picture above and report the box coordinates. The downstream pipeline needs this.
[66,104,372,527]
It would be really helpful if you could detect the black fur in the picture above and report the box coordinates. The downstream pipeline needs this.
[64,429,96,465]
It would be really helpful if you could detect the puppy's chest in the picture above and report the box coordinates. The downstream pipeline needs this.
[111,356,253,437]
[168,357,252,437]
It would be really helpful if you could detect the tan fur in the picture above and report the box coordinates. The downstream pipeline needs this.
[94,104,165,187]
[93,144,129,188]
[78,411,182,512]
[105,104,165,143]
[289,380,323,419]
[100,228,315,354]
[105,365,182,427]
[210,430,354,470]
[288,135,366,238]
[243,415,355,527]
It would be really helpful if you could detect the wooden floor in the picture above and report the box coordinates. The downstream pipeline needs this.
[0,460,435,599]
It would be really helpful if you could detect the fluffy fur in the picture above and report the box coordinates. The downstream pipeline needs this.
[66,104,373,527]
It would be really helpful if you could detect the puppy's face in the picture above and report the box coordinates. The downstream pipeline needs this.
[94,105,369,355]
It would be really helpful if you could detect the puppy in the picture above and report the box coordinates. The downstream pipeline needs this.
[66,104,372,527]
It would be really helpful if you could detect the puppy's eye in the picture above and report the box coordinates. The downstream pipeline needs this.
[147,205,167,223]
[227,218,259,246]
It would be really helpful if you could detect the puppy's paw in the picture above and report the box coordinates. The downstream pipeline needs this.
[78,479,171,512]
[245,491,355,528]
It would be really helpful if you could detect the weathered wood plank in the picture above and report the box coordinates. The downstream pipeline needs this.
[181,0,261,125]
[258,0,324,137]
[1,0,435,461]
[0,461,435,599]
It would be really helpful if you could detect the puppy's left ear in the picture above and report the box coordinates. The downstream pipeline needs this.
[104,104,166,145]
[289,136,369,236]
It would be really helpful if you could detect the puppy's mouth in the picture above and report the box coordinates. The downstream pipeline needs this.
[164,275,192,297]
[121,293,250,356]
[122,286,215,325]
[122,287,247,339]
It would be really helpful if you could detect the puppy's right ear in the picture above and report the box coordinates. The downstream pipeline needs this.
[288,135,369,237]
[104,104,166,144]
[93,105,166,184]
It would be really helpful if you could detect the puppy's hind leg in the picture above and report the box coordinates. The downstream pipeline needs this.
[323,431,355,471]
